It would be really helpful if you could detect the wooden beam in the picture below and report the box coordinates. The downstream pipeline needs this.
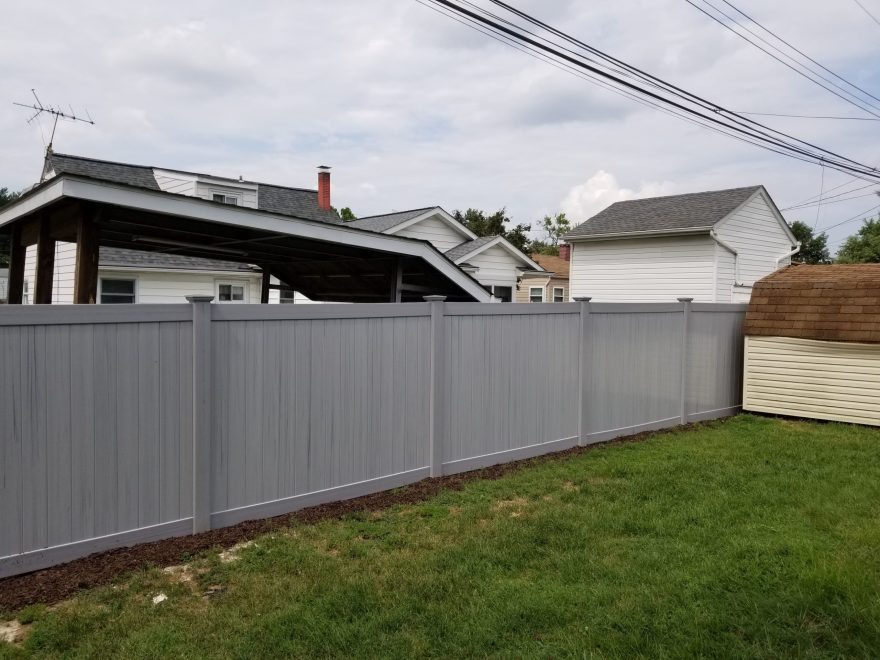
[34,217,55,304]
[390,259,403,303]
[6,225,25,304]
[260,269,271,304]
[73,210,99,304]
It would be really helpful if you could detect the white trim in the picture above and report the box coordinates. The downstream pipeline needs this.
[0,177,492,302]
[450,235,544,270]
[552,286,565,302]
[714,186,799,246]
[529,286,544,303]
[98,265,260,277]
[385,207,478,241]
[564,227,710,242]
[215,279,250,303]
[98,275,138,304]
[710,229,740,287]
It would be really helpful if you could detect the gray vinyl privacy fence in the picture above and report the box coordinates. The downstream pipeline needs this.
[0,298,746,577]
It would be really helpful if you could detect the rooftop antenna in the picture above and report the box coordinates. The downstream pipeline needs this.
[13,89,95,151]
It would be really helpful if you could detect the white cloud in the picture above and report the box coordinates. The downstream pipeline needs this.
[561,171,675,223]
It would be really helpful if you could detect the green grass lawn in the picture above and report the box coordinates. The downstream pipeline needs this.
[3,414,880,658]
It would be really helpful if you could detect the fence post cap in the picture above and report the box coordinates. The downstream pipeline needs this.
[573,296,592,302]
[677,297,694,303]
[186,295,215,303]
[423,295,447,302]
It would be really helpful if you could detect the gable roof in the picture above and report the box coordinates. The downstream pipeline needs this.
[346,208,435,233]
[445,235,544,271]
[444,235,499,261]
[565,186,763,240]
[744,264,880,344]
[99,247,255,272]
[44,152,340,224]
[529,254,570,278]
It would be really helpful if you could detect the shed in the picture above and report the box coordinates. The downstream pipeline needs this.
[742,264,880,426]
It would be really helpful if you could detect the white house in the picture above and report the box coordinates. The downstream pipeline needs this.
[564,186,799,303]
[347,208,542,301]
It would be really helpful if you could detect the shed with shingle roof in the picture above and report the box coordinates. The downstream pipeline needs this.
[743,264,880,426]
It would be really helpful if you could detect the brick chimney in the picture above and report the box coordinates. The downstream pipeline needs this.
[559,243,571,261]
[317,165,331,210]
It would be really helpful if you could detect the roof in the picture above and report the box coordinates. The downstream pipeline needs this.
[528,254,570,278]
[45,152,340,224]
[744,264,880,344]
[346,208,435,233]
[99,247,255,272]
[565,186,762,240]
[444,235,499,261]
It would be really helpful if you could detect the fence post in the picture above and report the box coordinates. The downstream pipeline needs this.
[678,297,693,426]
[425,295,446,477]
[574,297,592,446]
[187,295,214,533]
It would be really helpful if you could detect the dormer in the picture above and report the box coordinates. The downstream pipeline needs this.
[152,169,259,209]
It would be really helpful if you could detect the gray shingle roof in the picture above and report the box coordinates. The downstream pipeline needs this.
[345,207,435,233]
[99,247,256,272]
[565,186,762,240]
[46,153,340,224]
[444,235,499,261]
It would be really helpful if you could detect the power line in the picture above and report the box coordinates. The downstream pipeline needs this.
[784,178,877,208]
[734,111,880,121]
[817,202,880,235]
[781,183,879,210]
[852,0,880,29]
[419,0,880,181]
[785,190,879,211]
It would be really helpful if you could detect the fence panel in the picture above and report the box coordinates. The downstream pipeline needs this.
[687,308,745,419]
[442,309,580,472]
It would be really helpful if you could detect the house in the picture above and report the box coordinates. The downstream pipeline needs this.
[564,186,799,303]
[347,208,543,301]
[517,245,571,302]
[742,264,880,426]
[0,152,493,304]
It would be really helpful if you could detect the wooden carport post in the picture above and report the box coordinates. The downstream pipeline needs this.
[6,224,25,304]
[260,270,271,304]
[73,211,99,304]
[34,217,56,304]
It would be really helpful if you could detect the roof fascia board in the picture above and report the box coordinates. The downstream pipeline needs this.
[386,207,478,241]
[565,227,711,242]
[99,266,260,276]
[452,235,544,270]
[713,186,798,246]
[2,176,491,302]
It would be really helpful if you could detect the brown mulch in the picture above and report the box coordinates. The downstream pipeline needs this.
[0,421,716,613]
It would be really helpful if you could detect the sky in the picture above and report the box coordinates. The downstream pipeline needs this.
[3,0,880,251]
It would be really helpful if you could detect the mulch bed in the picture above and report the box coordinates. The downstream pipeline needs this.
[0,421,714,613]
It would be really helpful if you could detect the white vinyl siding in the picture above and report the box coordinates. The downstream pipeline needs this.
[153,171,197,196]
[97,269,262,304]
[569,235,716,302]
[465,244,522,290]
[391,215,471,252]
[744,335,880,426]
[713,192,794,286]
[153,169,259,209]
[715,242,736,303]
[22,241,77,304]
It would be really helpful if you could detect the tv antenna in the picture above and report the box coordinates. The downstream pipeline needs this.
[13,89,95,150]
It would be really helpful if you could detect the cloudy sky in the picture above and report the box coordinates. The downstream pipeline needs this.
[3,0,879,250]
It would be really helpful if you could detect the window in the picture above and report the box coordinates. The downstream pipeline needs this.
[553,287,565,303]
[491,285,512,302]
[212,193,239,205]
[279,289,295,304]
[529,286,544,303]
[100,278,136,304]
[217,282,247,303]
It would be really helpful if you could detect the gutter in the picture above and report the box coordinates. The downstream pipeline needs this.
[563,226,710,242]
[710,230,739,284]
[776,242,801,266]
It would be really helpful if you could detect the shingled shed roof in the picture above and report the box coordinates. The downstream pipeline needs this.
[744,264,880,344]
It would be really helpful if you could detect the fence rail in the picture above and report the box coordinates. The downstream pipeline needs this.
[0,299,746,577]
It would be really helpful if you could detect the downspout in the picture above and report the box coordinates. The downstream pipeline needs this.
[776,242,801,266]
[710,230,739,283]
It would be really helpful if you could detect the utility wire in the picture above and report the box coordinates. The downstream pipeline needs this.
[421,0,880,181]
[814,164,825,229]
[734,111,880,121]
[781,185,879,210]
[817,202,880,235]
[852,0,880,29]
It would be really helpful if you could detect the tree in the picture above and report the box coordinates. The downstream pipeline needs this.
[541,212,571,248]
[0,187,20,268]
[452,207,531,253]
[788,220,830,264]
[837,217,880,263]
[331,206,357,222]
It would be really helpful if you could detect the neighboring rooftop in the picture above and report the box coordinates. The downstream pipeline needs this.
[744,264,880,344]
[565,186,762,240]
[99,247,255,272]
[346,208,436,233]
[528,254,570,278]
[44,152,340,224]
[444,236,499,262]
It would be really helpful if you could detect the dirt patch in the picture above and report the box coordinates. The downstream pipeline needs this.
[562,481,580,492]
[0,420,716,613]
[0,619,30,646]
[218,541,256,564]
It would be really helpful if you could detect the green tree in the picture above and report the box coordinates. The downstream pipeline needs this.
[0,187,21,268]
[788,220,830,264]
[541,212,571,248]
[331,206,357,222]
[837,217,880,263]
[452,207,531,253]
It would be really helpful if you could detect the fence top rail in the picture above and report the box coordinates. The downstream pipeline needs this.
[211,302,431,322]
[444,302,580,316]
[691,303,749,313]
[589,302,684,314]
[0,304,193,326]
